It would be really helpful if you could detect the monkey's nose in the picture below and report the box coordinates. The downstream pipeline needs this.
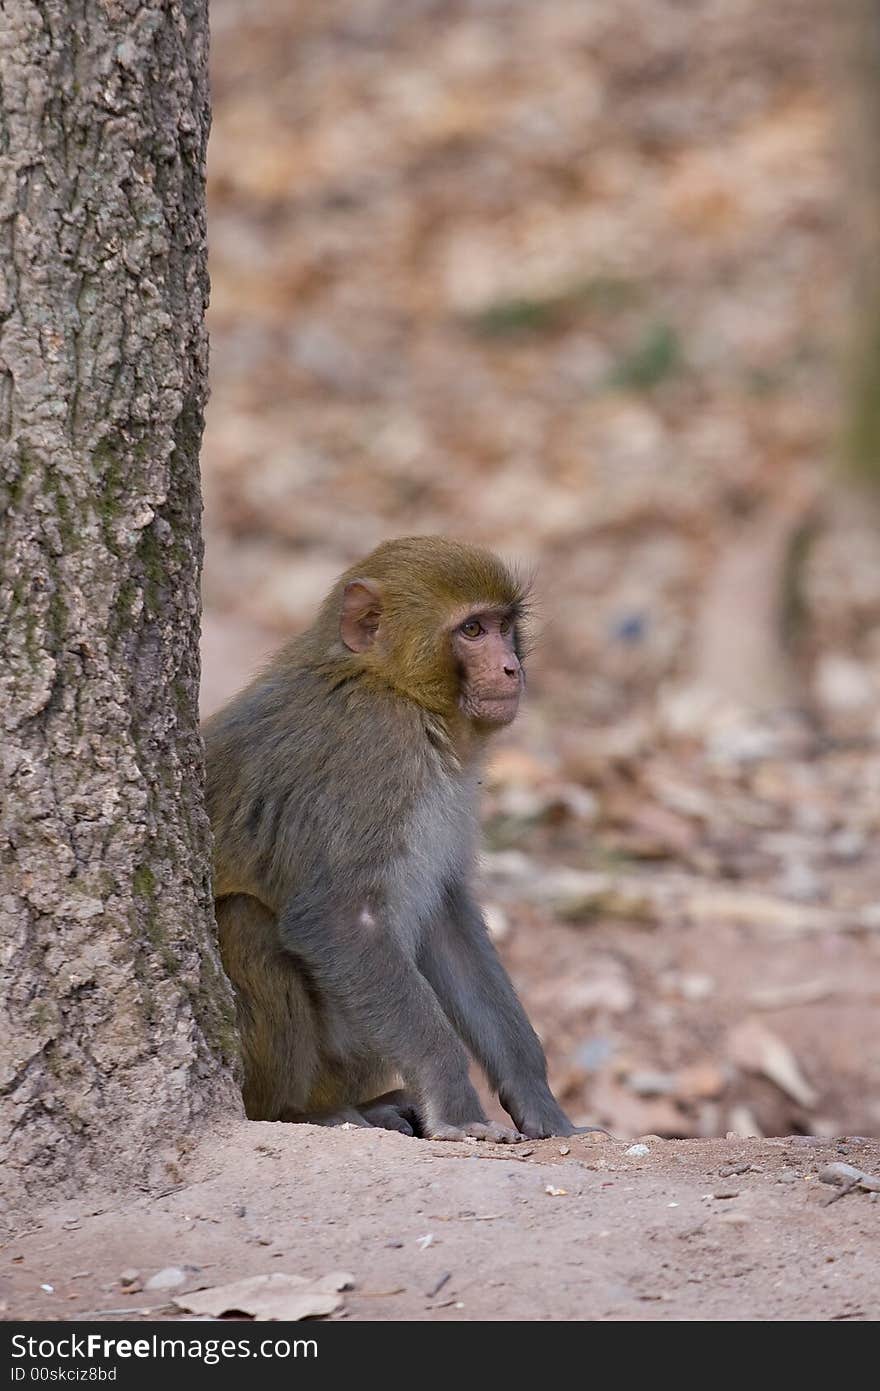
[503,663,519,678]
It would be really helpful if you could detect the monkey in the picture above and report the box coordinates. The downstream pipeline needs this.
[204,536,595,1142]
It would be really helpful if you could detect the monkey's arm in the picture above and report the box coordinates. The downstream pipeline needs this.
[420,883,583,1139]
[278,893,521,1143]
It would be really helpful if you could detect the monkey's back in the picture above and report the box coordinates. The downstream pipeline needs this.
[204,662,474,926]
[204,659,479,1119]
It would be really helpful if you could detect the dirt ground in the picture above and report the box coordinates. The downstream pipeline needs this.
[4,1124,878,1322]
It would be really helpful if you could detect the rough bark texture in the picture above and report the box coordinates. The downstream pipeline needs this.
[0,0,240,1206]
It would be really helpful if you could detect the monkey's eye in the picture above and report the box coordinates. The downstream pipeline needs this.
[460,619,485,639]
[500,618,511,635]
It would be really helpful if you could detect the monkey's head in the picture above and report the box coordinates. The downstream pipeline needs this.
[317,536,529,729]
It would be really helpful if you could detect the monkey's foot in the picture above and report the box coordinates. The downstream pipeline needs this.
[359,1090,420,1137]
[426,1120,525,1144]
[518,1120,612,1139]
[505,1096,613,1139]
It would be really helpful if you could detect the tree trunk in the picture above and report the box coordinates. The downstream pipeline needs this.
[684,483,818,724]
[842,0,880,484]
[0,0,240,1207]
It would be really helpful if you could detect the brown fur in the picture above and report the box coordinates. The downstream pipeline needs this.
[205,537,585,1141]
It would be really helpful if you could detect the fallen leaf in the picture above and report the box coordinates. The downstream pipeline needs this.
[680,887,827,935]
[174,1271,353,1321]
[547,870,656,925]
[747,980,832,1010]
[727,1018,818,1109]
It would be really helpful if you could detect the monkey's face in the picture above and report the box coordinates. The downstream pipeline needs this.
[452,609,523,728]
[334,539,530,726]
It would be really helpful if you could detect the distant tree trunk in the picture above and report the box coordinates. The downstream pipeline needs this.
[686,492,804,717]
[681,475,820,727]
[842,0,880,484]
[0,0,240,1206]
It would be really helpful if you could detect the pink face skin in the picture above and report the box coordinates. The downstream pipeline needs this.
[452,608,523,727]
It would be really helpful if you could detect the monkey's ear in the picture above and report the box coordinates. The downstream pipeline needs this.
[340,579,383,653]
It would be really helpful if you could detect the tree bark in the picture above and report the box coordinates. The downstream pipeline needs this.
[0,0,240,1206]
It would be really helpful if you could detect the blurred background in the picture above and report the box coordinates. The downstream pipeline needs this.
[199,0,880,1139]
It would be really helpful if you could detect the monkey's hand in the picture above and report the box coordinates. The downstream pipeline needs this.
[425,1119,525,1144]
[518,1116,611,1140]
[501,1087,608,1140]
